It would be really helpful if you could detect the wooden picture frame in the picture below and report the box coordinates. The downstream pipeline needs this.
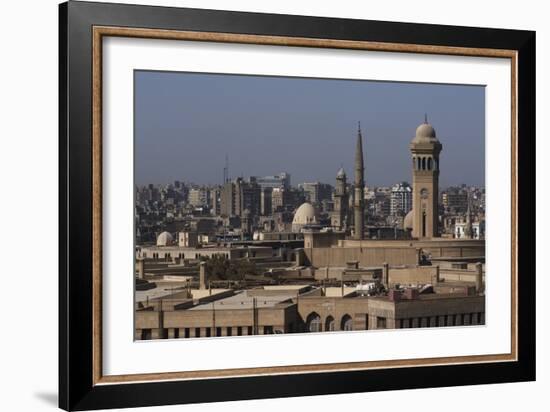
[59,1,535,410]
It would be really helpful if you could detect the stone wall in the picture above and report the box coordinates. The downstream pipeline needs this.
[388,266,439,286]
[304,246,418,267]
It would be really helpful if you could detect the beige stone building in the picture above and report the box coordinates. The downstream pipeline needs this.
[135,282,485,340]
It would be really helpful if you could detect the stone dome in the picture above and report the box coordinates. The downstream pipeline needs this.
[336,167,346,178]
[156,231,174,246]
[292,203,318,226]
[412,122,439,144]
[403,210,414,230]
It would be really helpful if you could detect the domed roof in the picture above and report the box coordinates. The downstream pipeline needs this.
[292,202,318,225]
[403,210,414,230]
[412,120,439,144]
[156,231,174,246]
[336,167,346,178]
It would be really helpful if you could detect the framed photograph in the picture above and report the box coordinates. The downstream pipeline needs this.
[59,1,535,410]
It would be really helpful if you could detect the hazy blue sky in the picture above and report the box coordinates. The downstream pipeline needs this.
[135,71,485,188]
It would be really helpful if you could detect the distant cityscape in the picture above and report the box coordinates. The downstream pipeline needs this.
[135,120,486,340]
[135,175,485,244]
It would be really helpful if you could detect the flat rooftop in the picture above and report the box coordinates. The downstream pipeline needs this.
[189,290,294,311]
[262,285,310,291]
[136,285,230,303]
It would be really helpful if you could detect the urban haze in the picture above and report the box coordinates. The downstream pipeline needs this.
[135,71,485,188]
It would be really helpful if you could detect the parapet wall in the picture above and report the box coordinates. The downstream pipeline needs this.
[304,246,418,267]
[388,266,439,286]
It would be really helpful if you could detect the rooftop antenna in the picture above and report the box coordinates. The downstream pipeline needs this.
[223,154,229,183]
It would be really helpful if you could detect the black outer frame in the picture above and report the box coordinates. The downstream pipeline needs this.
[59,1,536,410]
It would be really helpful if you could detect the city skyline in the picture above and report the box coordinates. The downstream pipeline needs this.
[135,71,485,187]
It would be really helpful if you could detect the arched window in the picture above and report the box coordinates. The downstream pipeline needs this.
[325,316,335,332]
[421,157,426,170]
[434,158,439,170]
[427,157,432,170]
[306,312,322,332]
[341,314,353,331]
[412,157,416,170]
[417,157,421,170]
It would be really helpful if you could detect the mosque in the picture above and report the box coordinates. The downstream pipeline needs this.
[297,118,484,268]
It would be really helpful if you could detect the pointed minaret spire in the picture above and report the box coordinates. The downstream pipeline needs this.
[424,113,428,124]
[354,122,365,240]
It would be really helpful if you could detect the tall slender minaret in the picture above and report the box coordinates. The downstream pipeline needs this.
[354,122,365,240]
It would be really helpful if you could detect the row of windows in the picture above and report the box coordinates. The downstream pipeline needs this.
[413,156,438,171]
[398,312,484,328]
[141,252,229,260]
[304,312,484,333]
[139,313,485,340]
[140,326,277,340]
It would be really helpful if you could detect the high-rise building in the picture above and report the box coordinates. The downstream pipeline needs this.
[253,172,291,190]
[271,187,305,214]
[188,187,210,207]
[441,187,469,214]
[301,182,333,205]
[220,178,261,218]
[260,187,273,216]
[390,182,412,216]
[410,117,442,238]
[209,186,222,216]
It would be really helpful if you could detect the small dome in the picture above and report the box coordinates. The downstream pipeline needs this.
[412,122,439,144]
[336,167,346,178]
[416,123,436,138]
[403,210,414,230]
[156,231,174,246]
[292,203,318,225]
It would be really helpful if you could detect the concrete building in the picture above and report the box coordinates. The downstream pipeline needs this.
[253,172,291,190]
[442,187,469,214]
[271,187,304,214]
[220,178,261,218]
[188,187,210,208]
[390,182,412,217]
[301,182,333,205]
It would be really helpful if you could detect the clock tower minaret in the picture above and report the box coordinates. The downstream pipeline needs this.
[410,116,442,239]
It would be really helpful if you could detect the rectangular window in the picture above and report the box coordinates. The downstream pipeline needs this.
[205,328,211,337]
[195,327,201,338]
[184,328,190,338]
[216,327,222,337]
[227,327,232,336]
[264,326,274,334]
[237,326,242,336]
[376,317,387,329]
[247,326,253,335]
